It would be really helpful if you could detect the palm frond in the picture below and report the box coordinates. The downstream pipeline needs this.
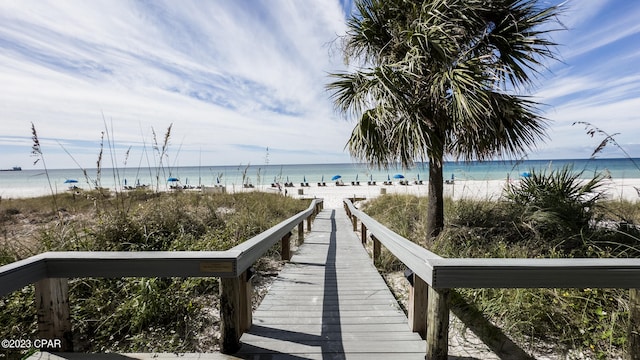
[329,0,562,168]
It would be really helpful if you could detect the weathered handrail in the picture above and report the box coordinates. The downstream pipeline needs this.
[233,200,319,274]
[0,198,323,354]
[343,198,640,360]
[0,251,236,296]
[343,198,441,285]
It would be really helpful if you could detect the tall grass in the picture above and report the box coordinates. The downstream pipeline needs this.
[0,191,308,354]
[30,123,58,217]
[361,171,640,357]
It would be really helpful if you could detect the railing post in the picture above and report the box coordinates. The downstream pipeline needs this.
[372,234,381,262]
[281,232,292,261]
[360,223,367,245]
[628,288,640,360]
[298,222,304,245]
[220,270,251,354]
[240,270,253,333]
[408,274,429,339]
[351,215,357,232]
[35,278,72,352]
[426,286,450,360]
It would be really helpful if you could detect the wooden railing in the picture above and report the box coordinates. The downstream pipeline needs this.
[343,199,640,360]
[0,199,324,354]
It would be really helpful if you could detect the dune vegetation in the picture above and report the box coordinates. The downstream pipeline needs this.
[0,190,308,355]
[362,167,640,358]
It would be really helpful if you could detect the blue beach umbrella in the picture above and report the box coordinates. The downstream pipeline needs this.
[167,177,179,182]
[303,175,307,182]
[521,172,531,178]
[331,175,342,181]
[217,177,220,184]
[387,174,391,181]
[417,174,420,181]
[393,174,405,179]
[64,179,78,184]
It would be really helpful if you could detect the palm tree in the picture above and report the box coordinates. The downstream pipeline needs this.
[328,0,564,239]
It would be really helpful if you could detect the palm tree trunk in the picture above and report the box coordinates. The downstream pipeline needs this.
[426,154,444,240]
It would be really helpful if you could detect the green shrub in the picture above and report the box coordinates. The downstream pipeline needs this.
[503,165,606,242]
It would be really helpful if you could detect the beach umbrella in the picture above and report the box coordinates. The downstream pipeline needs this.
[216,177,220,184]
[521,172,531,178]
[370,174,373,181]
[64,179,78,184]
[303,175,307,183]
[124,178,127,186]
[387,174,391,181]
[322,175,324,182]
[393,174,405,179]
[167,177,179,182]
[356,174,359,181]
[331,175,342,181]
[417,174,420,181]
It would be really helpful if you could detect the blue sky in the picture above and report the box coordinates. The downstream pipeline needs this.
[1,0,639,169]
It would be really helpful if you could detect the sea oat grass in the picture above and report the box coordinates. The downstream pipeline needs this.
[0,191,307,353]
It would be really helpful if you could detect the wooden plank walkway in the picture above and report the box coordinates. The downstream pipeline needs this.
[235,208,426,359]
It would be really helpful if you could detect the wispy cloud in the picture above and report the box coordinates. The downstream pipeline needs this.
[530,1,640,159]
[1,0,639,168]
[0,0,351,168]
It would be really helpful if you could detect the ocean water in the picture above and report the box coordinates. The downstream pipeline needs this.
[1,158,639,198]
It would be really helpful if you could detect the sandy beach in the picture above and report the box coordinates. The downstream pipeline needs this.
[3,178,640,208]
[271,178,640,208]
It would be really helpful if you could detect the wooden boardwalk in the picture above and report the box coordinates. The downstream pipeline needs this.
[235,208,426,359]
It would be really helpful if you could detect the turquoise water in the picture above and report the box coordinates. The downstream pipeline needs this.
[1,158,639,197]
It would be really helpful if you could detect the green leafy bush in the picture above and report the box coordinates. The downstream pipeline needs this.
[503,165,606,241]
